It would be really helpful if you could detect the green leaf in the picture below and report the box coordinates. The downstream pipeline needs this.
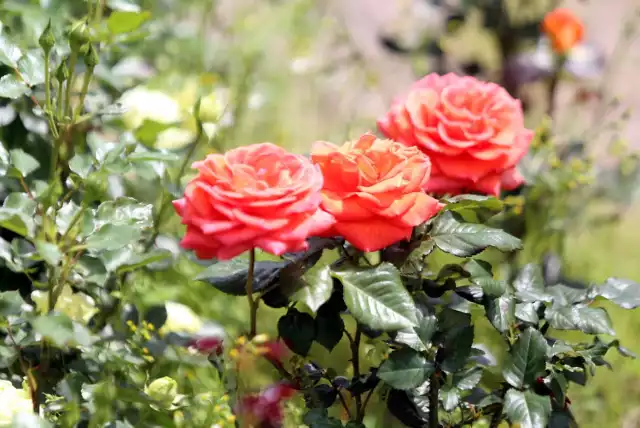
[302,408,343,428]
[0,141,9,175]
[502,328,548,388]
[0,291,25,316]
[513,264,552,302]
[473,276,507,297]
[35,240,62,266]
[56,202,82,235]
[127,151,181,162]
[94,197,153,229]
[549,372,567,405]
[596,278,640,309]
[429,211,522,257]
[440,325,474,373]
[0,74,29,99]
[401,311,438,352]
[107,11,151,34]
[0,193,37,237]
[331,263,418,331]
[515,302,540,324]
[69,154,94,179]
[9,149,39,177]
[503,389,552,428]
[196,258,289,296]
[378,348,434,390]
[32,313,94,347]
[453,367,483,390]
[439,384,460,411]
[294,265,333,313]
[544,306,615,335]
[17,51,45,86]
[116,250,172,274]
[0,34,22,68]
[444,194,504,213]
[278,308,316,356]
[314,305,344,352]
[85,224,142,252]
[485,295,515,333]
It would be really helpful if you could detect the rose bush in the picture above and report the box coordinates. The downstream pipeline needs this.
[377,73,533,196]
[311,133,443,251]
[173,143,335,259]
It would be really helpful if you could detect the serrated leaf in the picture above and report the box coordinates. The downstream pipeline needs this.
[35,240,61,266]
[514,264,552,302]
[0,291,25,316]
[331,263,417,331]
[453,367,483,390]
[596,278,640,309]
[504,389,552,428]
[395,310,438,352]
[0,74,28,99]
[429,211,521,257]
[294,264,333,313]
[107,11,151,34]
[545,306,614,335]
[85,224,142,252]
[473,276,507,297]
[502,328,548,388]
[516,302,540,324]
[9,149,39,177]
[17,51,45,86]
[485,295,515,333]
[378,348,434,390]
[440,325,474,373]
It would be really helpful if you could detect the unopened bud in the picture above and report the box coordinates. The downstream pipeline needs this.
[84,44,99,69]
[56,60,69,83]
[39,20,55,54]
[68,20,91,50]
[145,377,178,408]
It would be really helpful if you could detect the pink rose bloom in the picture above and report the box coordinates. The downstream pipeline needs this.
[173,143,335,260]
[378,73,533,196]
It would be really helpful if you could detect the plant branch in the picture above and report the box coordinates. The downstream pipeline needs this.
[547,55,567,118]
[351,326,363,422]
[428,371,440,428]
[246,248,257,338]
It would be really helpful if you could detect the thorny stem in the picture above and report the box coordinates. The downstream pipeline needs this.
[428,371,440,428]
[246,248,257,338]
[351,326,363,422]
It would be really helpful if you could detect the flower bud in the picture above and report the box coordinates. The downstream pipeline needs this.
[56,60,69,83]
[84,44,99,69]
[145,377,178,408]
[68,20,91,50]
[39,20,55,54]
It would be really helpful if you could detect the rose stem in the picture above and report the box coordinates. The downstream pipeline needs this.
[246,248,257,338]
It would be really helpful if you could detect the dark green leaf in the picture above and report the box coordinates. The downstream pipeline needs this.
[453,367,483,390]
[545,306,615,335]
[473,276,507,297]
[378,348,434,390]
[550,372,567,405]
[144,305,168,330]
[0,74,29,99]
[107,11,151,34]
[548,410,578,428]
[485,295,515,333]
[332,263,418,331]
[0,345,17,369]
[94,197,153,229]
[546,284,589,307]
[596,278,640,309]
[85,224,142,251]
[502,328,548,388]
[440,325,474,373]
[278,308,316,356]
[196,258,289,296]
[0,291,25,316]
[514,264,552,302]
[387,389,429,428]
[9,149,39,177]
[35,240,62,266]
[503,389,552,428]
[516,302,540,324]
[302,408,343,428]
[314,305,344,352]
[429,211,521,257]
[294,265,333,313]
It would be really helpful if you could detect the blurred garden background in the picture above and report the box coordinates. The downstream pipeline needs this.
[2,0,640,426]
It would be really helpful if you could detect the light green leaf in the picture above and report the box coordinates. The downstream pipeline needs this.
[0,291,25,316]
[331,263,418,331]
[378,348,434,390]
[513,264,552,302]
[440,384,460,411]
[107,11,151,34]
[0,74,29,99]
[503,389,552,428]
[127,151,181,162]
[544,306,615,335]
[9,148,39,177]
[12,413,53,428]
[0,34,22,68]
[293,264,333,313]
[35,240,62,266]
[32,313,94,347]
[85,224,142,251]
[485,295,515,333]
[429,211,521,257]
[17,51,45,86]
[0,192,37,237]
[515,302,540,324]
[502,328,548,388]
[596,278,640,309]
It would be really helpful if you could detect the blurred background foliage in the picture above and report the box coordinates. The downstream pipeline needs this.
[0,0,639,426]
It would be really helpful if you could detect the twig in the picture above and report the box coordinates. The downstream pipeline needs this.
[351,326,364,422]
[246,248,257,338]
[428,371,440,428]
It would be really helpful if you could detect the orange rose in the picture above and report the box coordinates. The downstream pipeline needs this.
[542,8,584,54]
[173,143,334,260]
[377,73,533,196]
[311,134,443,252]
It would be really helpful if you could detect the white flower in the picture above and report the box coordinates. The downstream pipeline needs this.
[155,127,195,150]
[0,380,33,427]
[290,56,314,75]
[31,284,97,324]
[159,302,203,335]
[119,86,182,129]
[145,377,178,408]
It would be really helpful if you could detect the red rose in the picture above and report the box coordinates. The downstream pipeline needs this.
[173,143,334,260]
[377,73,533,196]
[311,134,443,252]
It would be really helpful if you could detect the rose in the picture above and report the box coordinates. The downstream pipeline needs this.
[377,73,533,196]
[0,380,33,427]
[173,143,334,260]
[119,86,182,130]
[159,301,203,336]
[311,134,443,251]
[236,383,296,428]
[542,8,584,54]
[145,377,178,408]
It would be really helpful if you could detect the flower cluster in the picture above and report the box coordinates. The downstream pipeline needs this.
[173,73,533,258]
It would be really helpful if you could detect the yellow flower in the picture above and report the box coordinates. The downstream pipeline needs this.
[0,380,34,427]
[158,302,203,336]
[119,86,182,130]
[31,284,97,324]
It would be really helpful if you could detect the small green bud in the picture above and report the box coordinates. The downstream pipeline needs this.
[68,19,91,50]
[84,44,99,69]
[55,60,69,83]
[39,19,55,54]
[145,377,178,408]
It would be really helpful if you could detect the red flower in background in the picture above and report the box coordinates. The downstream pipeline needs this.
[236,383,296,428]
[542,8,585,54]
[378,73,533,196]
